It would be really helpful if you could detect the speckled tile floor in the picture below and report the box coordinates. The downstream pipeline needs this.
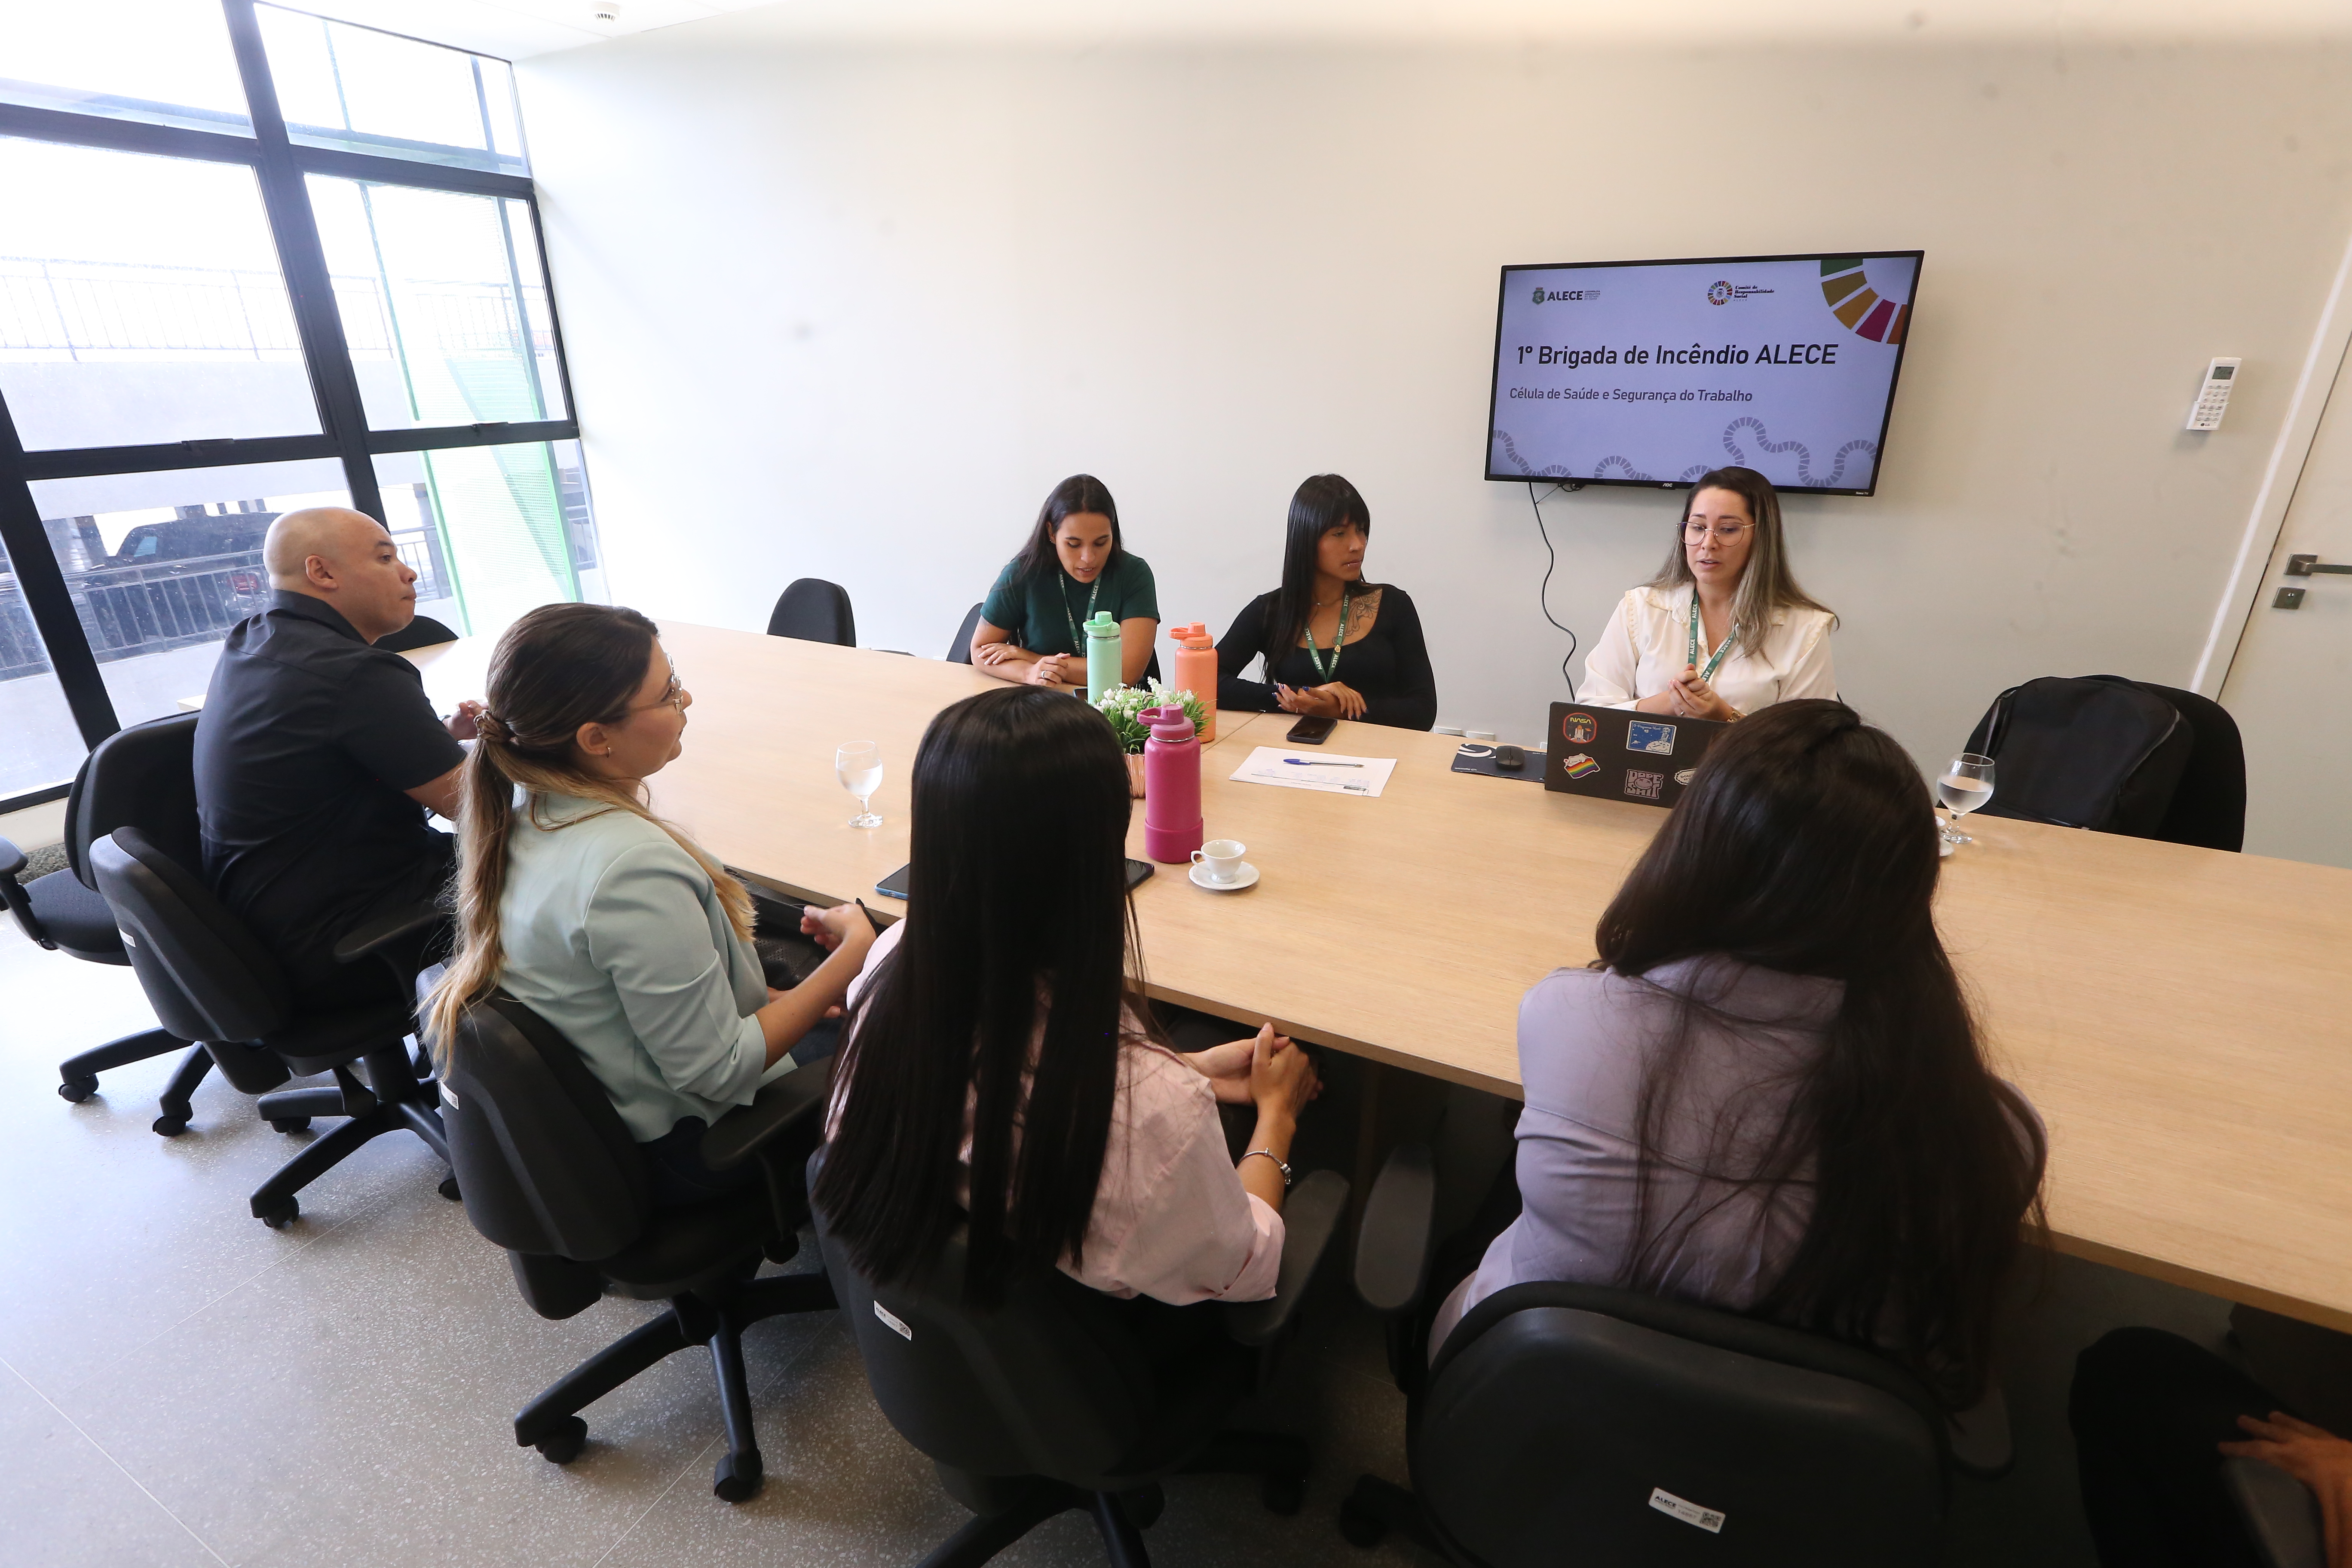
[0,914,2233,1567]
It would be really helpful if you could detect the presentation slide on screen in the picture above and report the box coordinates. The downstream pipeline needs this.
[1486,254,1919,494]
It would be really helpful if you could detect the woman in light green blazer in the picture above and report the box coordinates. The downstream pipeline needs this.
[425,603,875,1206]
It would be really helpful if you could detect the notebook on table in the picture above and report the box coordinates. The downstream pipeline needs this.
[1542,703,1730,809]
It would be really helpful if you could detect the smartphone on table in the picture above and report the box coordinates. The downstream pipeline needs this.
[1284,715,1337,745]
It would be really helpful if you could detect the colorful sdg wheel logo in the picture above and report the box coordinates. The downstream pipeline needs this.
[1818,257,1909,343]
[1706,280,1731,306]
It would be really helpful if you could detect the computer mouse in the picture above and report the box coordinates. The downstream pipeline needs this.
[1494,744,1527,771]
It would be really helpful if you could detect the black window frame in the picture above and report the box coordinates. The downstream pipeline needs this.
[0,0,582,812]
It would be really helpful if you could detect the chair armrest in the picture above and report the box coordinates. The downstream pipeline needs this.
[1223,1168,1349,1348]
[1353,1143,1437,1317]
[0,836,43,946]
[331,899,445,965]
[700,1061,831,1172]
[2223,1457,2327,1568]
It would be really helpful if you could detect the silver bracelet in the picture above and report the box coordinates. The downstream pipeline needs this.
[1239,1148,1293,1190]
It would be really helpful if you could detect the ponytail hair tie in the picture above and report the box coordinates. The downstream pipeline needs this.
[473,710,510,745]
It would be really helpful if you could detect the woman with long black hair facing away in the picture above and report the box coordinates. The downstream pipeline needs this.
[815,686,1320,1308]
[1216,474,1437,731]
[969,474,1159,690]
[1583,465,1836,720]
[1430,699,2044,1415]
[423,603,876,1207]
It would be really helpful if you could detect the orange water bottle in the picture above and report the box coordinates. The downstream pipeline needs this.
[1168,622,1217,741]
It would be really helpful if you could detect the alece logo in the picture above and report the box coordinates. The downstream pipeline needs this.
[1532,285,1546,304]
[1530,288,1600,304]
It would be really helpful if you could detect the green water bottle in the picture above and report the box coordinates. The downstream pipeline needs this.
[1083,610,1121,706]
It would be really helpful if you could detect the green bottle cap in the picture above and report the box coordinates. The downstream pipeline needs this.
[1085,611,1119,634]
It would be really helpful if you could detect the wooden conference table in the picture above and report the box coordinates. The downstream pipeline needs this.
[411,623,2352,1332]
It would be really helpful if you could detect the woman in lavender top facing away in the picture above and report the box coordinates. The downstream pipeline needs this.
[1434,699,2046,1413]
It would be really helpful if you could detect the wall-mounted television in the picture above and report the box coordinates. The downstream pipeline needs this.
[1485,251,1922,496]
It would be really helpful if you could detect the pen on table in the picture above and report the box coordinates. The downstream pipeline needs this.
[1283,759,1364,767]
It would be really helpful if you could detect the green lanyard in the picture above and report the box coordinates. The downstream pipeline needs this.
[1060,572,1101,651]
[1686,589,1734,683]
[1303,592,1351,683]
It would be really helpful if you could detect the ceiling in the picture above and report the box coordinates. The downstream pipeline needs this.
[266,0,2352,64]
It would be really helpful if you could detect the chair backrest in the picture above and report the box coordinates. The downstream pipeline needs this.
[766,579,856,646]
[373,615,458,654]
[1415,1281,1949,1568]
[946,602,984,663]
[2140,683,2247,851]
[89,825,288,1046]
[809,1148,1159,1485]
[1961,674,2193,836]
[68,711,199,891]
[444,993,651,1264]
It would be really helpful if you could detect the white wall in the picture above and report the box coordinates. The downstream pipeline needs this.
[516,23,2352,765]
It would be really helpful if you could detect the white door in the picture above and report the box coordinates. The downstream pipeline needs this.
[2220,362,2352,868]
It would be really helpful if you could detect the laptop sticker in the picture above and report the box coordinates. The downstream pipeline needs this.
[1673,769,1696,786]
[1624,769,1665,800]
[1561,710,1598,745]
[1563,753,1600,780]
[1626,720,1677,756]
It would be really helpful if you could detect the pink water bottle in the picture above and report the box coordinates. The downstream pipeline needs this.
[1141,705,1204,864]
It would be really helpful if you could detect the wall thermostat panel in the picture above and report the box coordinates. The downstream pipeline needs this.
[2187,358,2242,431]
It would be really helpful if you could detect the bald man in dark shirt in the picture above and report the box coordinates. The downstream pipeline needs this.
[193,508,483,1009]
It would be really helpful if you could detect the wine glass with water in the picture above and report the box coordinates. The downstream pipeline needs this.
[1937,753,1995,845]
[837,741,882,829]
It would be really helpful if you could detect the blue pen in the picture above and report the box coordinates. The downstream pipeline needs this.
[1283,759,1363,767]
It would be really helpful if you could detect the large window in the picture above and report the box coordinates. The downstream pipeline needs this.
[0,0,597,811]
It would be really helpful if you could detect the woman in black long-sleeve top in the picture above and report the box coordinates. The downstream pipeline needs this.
[1216,475,1438,732]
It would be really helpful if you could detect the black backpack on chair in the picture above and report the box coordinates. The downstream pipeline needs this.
[1962,675,2194,836]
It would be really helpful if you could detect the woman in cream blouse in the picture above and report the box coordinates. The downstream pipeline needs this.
[1583,466,1837,720]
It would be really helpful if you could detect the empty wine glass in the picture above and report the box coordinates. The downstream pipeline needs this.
[1936,753,1995,846]
[836,741,882,829]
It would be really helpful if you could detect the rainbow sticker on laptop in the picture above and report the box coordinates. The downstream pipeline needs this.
[1563,753,1600,780]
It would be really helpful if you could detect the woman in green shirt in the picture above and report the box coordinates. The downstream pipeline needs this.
[971,474,1159,689]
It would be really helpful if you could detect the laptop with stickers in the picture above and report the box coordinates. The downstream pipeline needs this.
[1542,702,1731,809]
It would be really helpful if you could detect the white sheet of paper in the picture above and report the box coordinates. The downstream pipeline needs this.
[1229,747,1397,799]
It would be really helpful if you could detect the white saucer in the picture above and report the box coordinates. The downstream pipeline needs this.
[1939,836,1955,858]
[1190,861,1260,892]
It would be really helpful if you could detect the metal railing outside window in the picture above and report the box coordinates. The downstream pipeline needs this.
[0,0,596,811]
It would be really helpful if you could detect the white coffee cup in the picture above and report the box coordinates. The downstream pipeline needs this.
[1191,839,1246,884]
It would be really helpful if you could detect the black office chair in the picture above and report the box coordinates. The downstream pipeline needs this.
[947,602,984,663]
[89,826,451,1228]
[443,993,836,1501]
[374,614,459,654]
[1960,674,2213,839]
[0,712,227,1131]
[814,1146,1348,1565]
[766,579,856,646]
[1336,1144,1984,1566]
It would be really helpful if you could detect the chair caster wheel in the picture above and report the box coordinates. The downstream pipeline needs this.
[58,1075,98,1103]
[712,1449,763,1503]
[1261,1470,1305,1517]
[269,1116,310,1133]
[152,1115,190,1137]
[255,1197,299,1229]
[1337,1495,1386,1548]
[438,1176,462,1202]
[533,1416,587,1464]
